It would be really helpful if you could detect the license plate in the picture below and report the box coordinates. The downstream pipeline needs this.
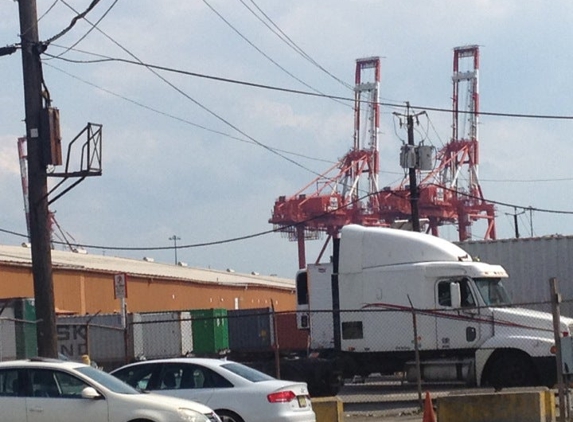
[297,396,307,407]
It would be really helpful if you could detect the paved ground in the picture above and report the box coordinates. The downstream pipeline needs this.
[345,410,423,422]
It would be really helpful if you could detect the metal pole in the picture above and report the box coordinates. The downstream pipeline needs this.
[169,235,180,265]
[550,277,566,422]
[331,236,341,351]
[408,296,424,411]
[17,0,58,358]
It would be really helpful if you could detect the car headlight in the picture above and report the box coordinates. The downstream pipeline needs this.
[177,407,210,422]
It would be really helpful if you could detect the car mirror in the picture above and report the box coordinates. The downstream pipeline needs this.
[81,386,102,400]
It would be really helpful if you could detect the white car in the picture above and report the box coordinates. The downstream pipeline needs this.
[111,357,316,422]
[0,358,221,422]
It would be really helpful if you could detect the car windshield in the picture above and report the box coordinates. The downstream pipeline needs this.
[220,363,274,382]
[76,366,140,394]
[474,277,511,306]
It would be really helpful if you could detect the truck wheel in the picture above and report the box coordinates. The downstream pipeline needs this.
[485,351,538,390]
[216,410,244,422]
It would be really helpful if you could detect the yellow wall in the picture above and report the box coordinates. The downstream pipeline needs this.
[0,263,296,314]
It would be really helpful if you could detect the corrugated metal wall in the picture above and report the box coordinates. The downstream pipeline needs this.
[458,236,573,316]
[0,263,296,314]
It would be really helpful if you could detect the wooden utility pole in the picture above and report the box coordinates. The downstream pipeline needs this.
[18,0,58,358]
[406,108,420,233]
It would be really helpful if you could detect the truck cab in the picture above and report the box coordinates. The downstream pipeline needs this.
[296,224,573,389]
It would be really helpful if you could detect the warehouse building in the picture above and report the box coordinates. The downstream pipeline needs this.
[0,245,296,315]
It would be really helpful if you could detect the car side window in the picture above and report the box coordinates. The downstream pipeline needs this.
[437,281,451,307]
[158,366,182,390]
[114,365,157,391]
[53,371,89,398]
[30,370,61,398]
[177,365,232,389]
[0,369,21,396]
[459,278,476,307]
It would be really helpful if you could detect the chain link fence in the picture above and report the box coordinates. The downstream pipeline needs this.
[2,295,573,414]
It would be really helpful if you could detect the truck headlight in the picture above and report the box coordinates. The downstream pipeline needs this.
[177,407,210,422]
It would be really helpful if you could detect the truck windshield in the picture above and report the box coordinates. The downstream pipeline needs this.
[474,278,511,306]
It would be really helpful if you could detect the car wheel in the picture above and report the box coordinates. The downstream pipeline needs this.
[216,410,244,422]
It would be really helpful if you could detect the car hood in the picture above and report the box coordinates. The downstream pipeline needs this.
[131,391,215,413]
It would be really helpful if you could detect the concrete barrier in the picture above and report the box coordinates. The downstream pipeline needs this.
[437,388,555,422]
[312,396,344,422]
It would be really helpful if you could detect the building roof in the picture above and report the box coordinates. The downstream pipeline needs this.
[0,245,294,290]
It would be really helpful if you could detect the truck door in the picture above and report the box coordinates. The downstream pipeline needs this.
[435,278,482,350]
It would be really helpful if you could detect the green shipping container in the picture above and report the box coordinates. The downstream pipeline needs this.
[12,298,38,358]
[190,309,229,354]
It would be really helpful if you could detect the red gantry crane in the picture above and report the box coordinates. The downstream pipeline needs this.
[269,46,496,269]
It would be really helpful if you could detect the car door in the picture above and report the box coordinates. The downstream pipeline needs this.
[0,368,27,421]
[26,368,108,422]
[154,363,224,407]
[435,278,482,350]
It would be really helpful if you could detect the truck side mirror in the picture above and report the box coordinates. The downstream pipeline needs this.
[450,282,461,309]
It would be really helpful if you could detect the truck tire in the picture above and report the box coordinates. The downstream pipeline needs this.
[281,358,342,397]
[484,350,538,390]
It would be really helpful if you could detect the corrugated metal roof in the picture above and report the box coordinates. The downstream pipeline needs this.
[0,245,294,290]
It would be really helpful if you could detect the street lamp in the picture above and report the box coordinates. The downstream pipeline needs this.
[169,235,181,265]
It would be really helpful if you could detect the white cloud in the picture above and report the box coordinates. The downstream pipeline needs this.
[1,0,573,276]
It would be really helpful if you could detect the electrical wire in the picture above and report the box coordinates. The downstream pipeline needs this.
[43,45,573,121]
[43,61,335,166]
[482,177,573,183]
[38,0,60,23]
[48,0,120,59]
[238,0,353,91]
[44,0,102,45]
[2,185,573,252]
[44,48,357,104]
[202,0,351,109]
[54,2,323,178]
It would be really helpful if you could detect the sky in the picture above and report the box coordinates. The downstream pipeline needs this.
[1,0,573,279]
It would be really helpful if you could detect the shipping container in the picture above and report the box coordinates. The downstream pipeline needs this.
[228,308,272,352]
[458,235,573,316]
[131,311,192,359]
[57,313,126,368]
[189,309,229,354]
[0,297,37,360]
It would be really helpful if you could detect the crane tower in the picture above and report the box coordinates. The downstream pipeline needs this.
[269,57,384,268]
[376,45,496,240]
[269,47,496,269]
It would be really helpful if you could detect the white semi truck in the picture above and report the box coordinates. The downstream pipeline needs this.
[296,224,573,389]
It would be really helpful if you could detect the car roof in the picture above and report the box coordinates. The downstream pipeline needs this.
[114,357,232,369]
[0,358,86,370]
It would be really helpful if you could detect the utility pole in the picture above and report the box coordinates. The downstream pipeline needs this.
[18,0,58,357]
[506,207,525,238]
[395,103,426,233]
[169,235,181,265]
[406,104,420,233]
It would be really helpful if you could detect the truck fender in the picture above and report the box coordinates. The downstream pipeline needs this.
[475,335,555,386]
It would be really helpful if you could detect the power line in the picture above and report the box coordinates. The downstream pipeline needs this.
[481,177,573,183]
[2,186,573,253]
[237,0,353,91]
[47,5,321,177]
[44,0,102,45]
[43,46,573,121]
[44,62,335,165]
[428,183,573,215]
[201,0,351,109]
[47,0,120,59]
